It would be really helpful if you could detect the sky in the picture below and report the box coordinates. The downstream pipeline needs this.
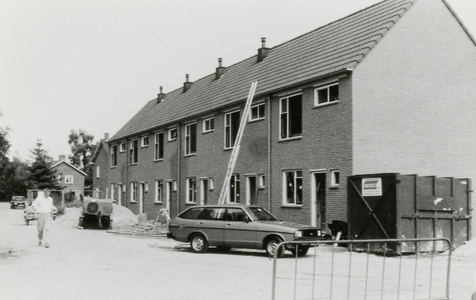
[1,0,475,162]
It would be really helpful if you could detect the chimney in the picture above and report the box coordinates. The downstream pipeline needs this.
[105,133,109,140]
[215,58,226,79]
[59,155,66,161]
[157,86,166,103]
[183,74,193,93]
[257,37,270,62]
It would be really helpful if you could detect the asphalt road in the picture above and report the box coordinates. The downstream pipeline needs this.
[0,202,475,300]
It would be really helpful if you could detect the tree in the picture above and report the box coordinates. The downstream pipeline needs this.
[0,111,12,200]
[29,140,60,190]
[68,129,97,188]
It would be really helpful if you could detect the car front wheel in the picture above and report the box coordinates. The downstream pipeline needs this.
[266,237,284,258]
[190,234,209,253]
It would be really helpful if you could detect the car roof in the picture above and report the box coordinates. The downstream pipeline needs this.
[184,204,262,209]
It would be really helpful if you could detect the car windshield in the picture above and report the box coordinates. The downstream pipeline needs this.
[249,207,279,221]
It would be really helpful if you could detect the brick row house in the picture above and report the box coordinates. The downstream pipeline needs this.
[92,0,476,229]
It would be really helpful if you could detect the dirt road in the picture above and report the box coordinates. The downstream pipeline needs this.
[1,202,475,300]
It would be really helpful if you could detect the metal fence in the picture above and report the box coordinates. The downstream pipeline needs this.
[271,238,452,300]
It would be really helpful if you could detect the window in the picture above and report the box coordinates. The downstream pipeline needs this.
[259,174,265,189]
[65,175,74,184]
[155,180,163,203]
[180,207,225,220]
[154,132,164,160]
[130,182,137,202]
[96,166,100,178]
[111,145,117,167]
[225,111,240,149]
[202,117,214,133]
[120,142,126,152]
[315,83,339,106]
[141,136,149,147]
[229,174,240,203]
[280,94,302,139]
[185,123,197,155]
[283,171,302,205]
[186,178,197,203]
[168,128,177,141]
[249,103,265,121]
[130,140,138,164]
[209,178,215,191]
[331,170,340,187]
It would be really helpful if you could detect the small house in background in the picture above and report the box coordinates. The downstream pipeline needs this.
[50,155,86,194]
[91,133,110,200]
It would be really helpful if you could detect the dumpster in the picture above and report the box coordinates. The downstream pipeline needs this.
[347,173,472,253]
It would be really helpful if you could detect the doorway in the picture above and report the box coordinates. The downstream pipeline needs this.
[246,176,257,205]
[117,184,122,206]
[166,181,173,215]
[311,172,326,228]
[139,183,145,214]
[200,179,208,205]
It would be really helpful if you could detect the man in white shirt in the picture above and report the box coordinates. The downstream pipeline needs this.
[32,188,56,248]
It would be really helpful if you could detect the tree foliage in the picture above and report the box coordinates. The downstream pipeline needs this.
[0,115,12,200]
[29,140,60,190]
[68,129,97,188]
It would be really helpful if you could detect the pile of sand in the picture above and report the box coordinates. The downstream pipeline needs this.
[453,239,476,259]
[56,204,138,228]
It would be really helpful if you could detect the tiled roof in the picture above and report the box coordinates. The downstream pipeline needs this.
[111,0,415,141]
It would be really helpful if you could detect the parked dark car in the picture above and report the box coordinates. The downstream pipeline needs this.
[167,205,330,257]
[78,197,113,229]
[11,196,26,209]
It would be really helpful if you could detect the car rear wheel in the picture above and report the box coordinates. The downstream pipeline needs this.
[190,234,209,253]
[290,245,310,257]
[266,237,284,258]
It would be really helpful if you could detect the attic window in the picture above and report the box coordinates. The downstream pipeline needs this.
[315,83,339,106]
[168,128,178,141]
[65,175,74,184]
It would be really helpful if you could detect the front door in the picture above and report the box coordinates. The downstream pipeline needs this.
[200,179,208,205]
[117,185,122,206]
[312,172,326,228]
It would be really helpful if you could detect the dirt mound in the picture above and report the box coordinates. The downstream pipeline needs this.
[453,239,476,259]
[56,204,138,228]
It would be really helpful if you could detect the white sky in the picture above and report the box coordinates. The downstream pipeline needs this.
[1,0,475,162]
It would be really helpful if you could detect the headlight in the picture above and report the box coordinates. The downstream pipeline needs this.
[294,230,303,238]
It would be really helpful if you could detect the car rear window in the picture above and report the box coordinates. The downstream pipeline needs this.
[179,208,204,219]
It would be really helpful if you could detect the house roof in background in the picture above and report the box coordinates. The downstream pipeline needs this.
[50,160,88,176]
[110,0,416,142]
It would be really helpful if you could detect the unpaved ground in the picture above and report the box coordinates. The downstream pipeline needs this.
[1,202,475,300]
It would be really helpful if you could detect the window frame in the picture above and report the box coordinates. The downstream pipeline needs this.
[184,123,197,156]
[130,182,137,202]
[330,169,340,188]
[249,103,265,122]
[96,166,100,178]
[111,144,118,167]
[202,117,215,133]
[259,174,265,189]
[186,177,197,204]
[228,174,240,203]
[65,175,74,184]
[119,142,126,153]
[224,110,241,149]
[154,132,164,161]
[130,139,138,165]
[141,136,149,148]
[155,180,163,203]
[168,128,178,141]
[283,170,303,206]
[314,83,339,107]
[279,93,302,140]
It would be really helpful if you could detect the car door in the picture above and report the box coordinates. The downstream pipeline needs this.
[195,207,226,247]
[224,208,258,248]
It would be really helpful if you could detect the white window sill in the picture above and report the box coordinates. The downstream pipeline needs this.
[281,204,303,208]
[314,101,339,108]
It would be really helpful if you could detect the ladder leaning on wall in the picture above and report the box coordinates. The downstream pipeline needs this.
[217,81,258,205]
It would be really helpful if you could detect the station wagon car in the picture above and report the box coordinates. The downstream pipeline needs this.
[167,205,330,257]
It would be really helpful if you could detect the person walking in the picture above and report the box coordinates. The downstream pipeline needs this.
[32,189,56,248]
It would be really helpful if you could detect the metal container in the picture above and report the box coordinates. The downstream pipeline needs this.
[347,173,472,253]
